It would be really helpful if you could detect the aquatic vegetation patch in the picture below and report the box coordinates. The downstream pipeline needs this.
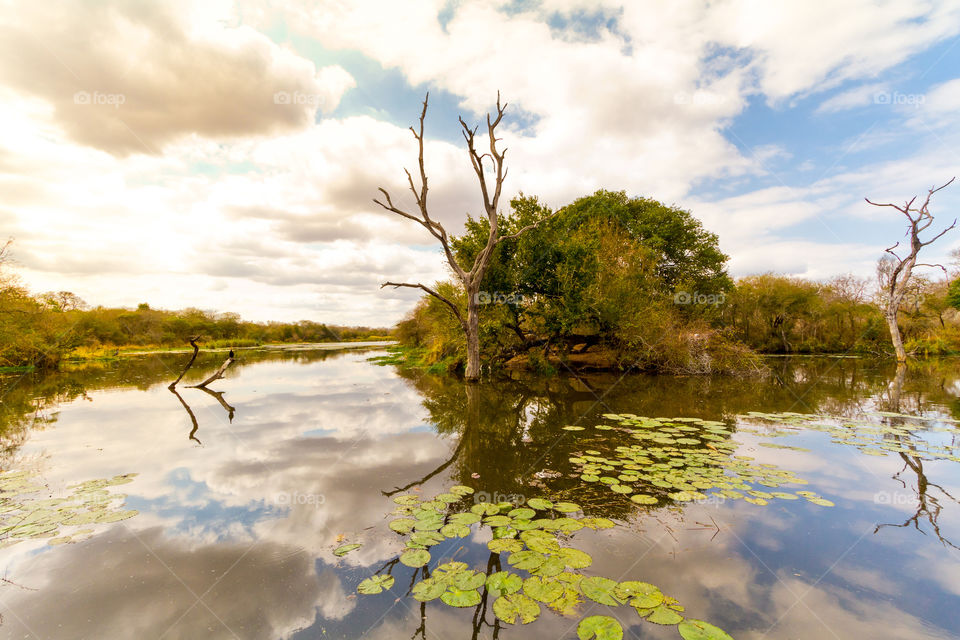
[0,469,139,548]
[565,414,832,508]
[740,411,960,463]
[357,484,733,639]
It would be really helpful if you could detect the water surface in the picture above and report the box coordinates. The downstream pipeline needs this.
[0,348,958,639]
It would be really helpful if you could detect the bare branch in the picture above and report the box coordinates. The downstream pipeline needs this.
[381,281,465,326]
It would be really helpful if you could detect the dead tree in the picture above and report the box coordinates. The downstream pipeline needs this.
[168,337,201,389]
[374,93,548,382]
[866,178,956,363]
[188,353,234,389]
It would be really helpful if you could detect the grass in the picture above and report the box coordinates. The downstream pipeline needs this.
[367,345,460,374]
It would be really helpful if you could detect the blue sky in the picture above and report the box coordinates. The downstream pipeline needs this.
[1,0,959,323]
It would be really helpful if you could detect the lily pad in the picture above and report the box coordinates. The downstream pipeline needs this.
[399,548,431,567]
[357,574,394,594]
[581,576,622,606]
[577,615,624,640]
[412,577,446,601]
[678,619,735,640]
[486,571,523,597]
[489,538,525,554]
[526,498,553,510]
[615,581,663,608]
[441,587,482,607]
[333,543,361,557]
[508,550,546,571]
[523,576,564,603]
[493,592,541,624]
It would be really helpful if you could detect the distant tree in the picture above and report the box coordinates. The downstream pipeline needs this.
[40,291,87,312]
[866,178,956,362]
[374,93,550,382]
[947,279,960,311]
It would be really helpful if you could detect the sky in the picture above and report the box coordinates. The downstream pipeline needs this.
[1,0,959,326]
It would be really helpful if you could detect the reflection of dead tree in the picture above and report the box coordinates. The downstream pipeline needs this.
[168,337,201,389]
[381,427,470,497]
[169,388,202,445]
[874,444,960,551]
[196,386,236,422]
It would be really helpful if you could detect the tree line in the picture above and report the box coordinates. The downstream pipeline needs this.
[0,244,391,370]
[390,190,960,375]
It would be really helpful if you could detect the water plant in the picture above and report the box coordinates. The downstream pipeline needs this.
[0,469,139,547]
[357,484,733,639]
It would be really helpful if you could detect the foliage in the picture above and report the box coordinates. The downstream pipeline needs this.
[400,190,753,375]
[358,483,733,638]
[0,244,392,369]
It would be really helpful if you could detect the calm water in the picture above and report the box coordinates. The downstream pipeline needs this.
[0,346,958,639]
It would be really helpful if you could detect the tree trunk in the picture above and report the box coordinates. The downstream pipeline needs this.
[886,308,907,363]
[464,288,481,382]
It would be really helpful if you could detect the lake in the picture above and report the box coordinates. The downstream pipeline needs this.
[0,345,958,639]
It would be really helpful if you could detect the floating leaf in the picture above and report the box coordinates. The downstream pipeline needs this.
[493,593,541,624]
[525,535,560,554]
[486,571,523,597]
[334,543,361,557]
[441,523,470,538]
[357,574,394,594]
[638,603,684,625]
[563,426,586,431]
[615,581,663,609]
[448,512,481,526]
[449,485,475,496]
[509,507,536,519]
[508,550,546,571]
[485,515,512,527]
[489,538,524,554]
[553,502,581,513]
[393,495,420,505]
[579,517,615,530]
[532,555,565,577]
[400,549,431,568]
[581,577,622,606]
[526,498,553,510]
[471,503,500,516]
[441,587,482,607]
[577,615,624,640]
[557,548,593,569]
[389,518,416,534]
[631,494,658,505]
[678,619,735,640]
[412,577,446,601]
[523,576,564,603]
[807,497,835,507]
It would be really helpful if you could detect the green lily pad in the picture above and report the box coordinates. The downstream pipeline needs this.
[389,518,416,534]
[412,577,446,601]
[449,485,475,496]
[508,550,546,571]
[678,619,735,640]
[357,574,394,594]
[615,581,663,608]
[493,592,541,624]
[509,508,536,519]
[333,543,361,557]
[441,587,482,607]
[577,615,624,640]
[581,576,622,605]
[557,548,593,569]
[400,548,431,567]
[489,538,524,554]
[638,603,684,625]
[552,502,581,513]
[526,498,553,510]
[523,576,564,603]
[563,426,586,431]
[440,523,470,538]
[393,495,420,505]
[486,571,523,597]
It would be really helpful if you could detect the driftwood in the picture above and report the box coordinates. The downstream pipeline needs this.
[188,355,234,389]
[169,387,201,445]
[168,337,201,389]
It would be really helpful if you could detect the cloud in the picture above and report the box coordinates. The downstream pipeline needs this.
[816,82,891,113]
[0,0,354,155]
